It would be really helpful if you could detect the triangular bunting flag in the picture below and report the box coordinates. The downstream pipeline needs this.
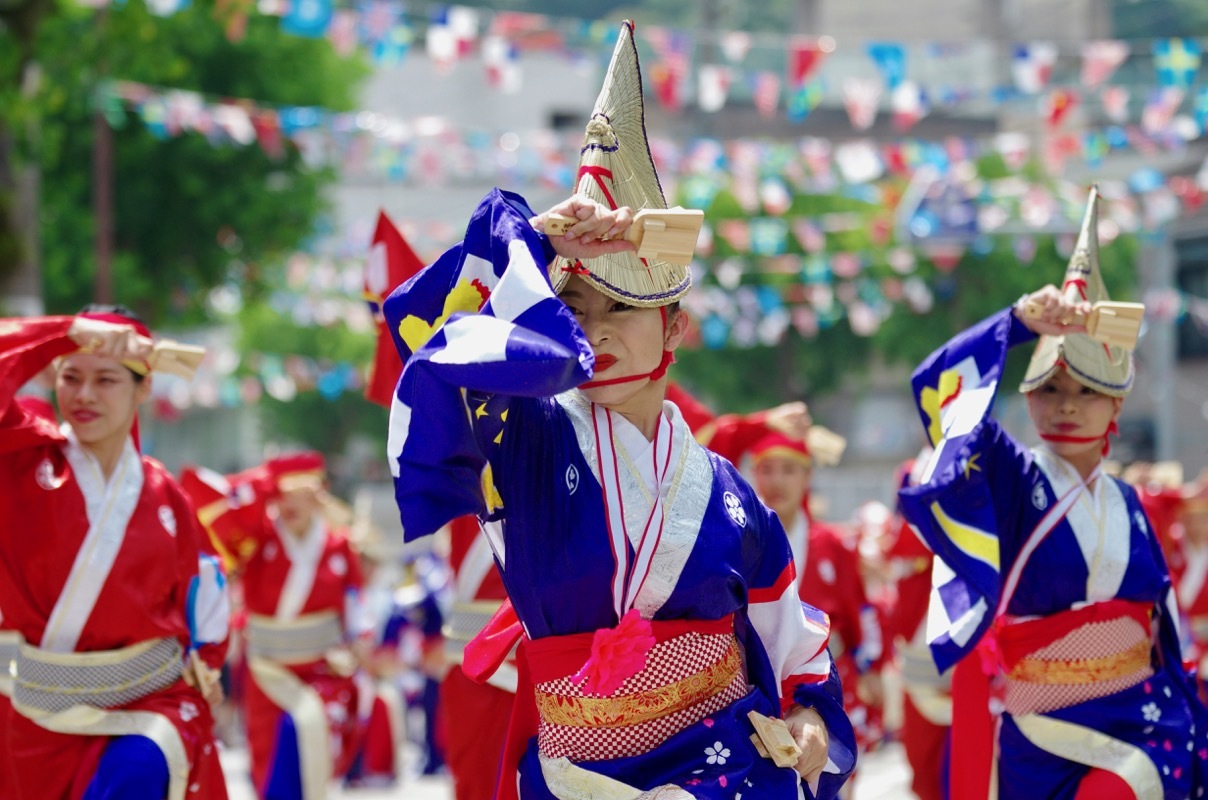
[720,31,752,64]
[698,64,733,112]
[843,77,882,130]
[1011,42,1057,94]
[1081,40,1129,88]
[867,42,907,91]
[891,80,929,131]
[787,36,833,86]
[1043,88,1078,129]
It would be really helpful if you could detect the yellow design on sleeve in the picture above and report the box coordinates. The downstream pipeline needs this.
[919,368,964,446]
[481,462,504,514]
[397,279,490,354]
[930,500,999,570]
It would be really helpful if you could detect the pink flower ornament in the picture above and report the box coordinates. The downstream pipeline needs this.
[571,608,656,696]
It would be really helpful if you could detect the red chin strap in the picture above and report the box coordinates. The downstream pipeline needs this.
[1038,420,1119,457]
[579,307,676,390]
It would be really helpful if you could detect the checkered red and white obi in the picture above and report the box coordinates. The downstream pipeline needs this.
[528,619,748,762]
[997,599,1154,716]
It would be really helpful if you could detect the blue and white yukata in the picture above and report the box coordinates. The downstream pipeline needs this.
[383,190,856,800]
[899,307,1208,799]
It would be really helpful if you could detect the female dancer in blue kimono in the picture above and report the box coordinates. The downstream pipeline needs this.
[898,188,1208,799]
[383,22,854,800]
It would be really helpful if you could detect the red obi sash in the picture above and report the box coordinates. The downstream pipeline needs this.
[463,601,742,800]
[952,598,1154,800]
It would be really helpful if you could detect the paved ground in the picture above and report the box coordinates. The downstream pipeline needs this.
[221,739,916,799]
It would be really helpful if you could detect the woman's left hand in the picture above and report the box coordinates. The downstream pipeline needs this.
[531,194,637,261]
[785,704,830,783]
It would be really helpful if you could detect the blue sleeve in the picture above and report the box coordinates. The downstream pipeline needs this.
[382,190,594,540]
[792,660,857,800]
[896,307,1038,672]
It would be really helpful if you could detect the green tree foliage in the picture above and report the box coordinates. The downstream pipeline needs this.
[5,0,368,324]
[237,302,387,457]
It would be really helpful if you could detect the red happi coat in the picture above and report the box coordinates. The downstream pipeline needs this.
[0,317,229,800]
[676,392,886,748]
[440,514,515,800]
[182,466,367,794]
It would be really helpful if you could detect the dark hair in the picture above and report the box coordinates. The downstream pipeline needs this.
[76,303,148,383]
[78,303,146,325]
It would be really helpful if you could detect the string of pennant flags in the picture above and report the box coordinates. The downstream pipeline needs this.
[105,77,1208,210]
[141,242,1208,415]
[80,0,1208,128]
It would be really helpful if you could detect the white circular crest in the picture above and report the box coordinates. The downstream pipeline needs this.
[158,506,177,537]
[179,700,199,722]
[36,458,65,491]
[565,464,579,495]
[1031,483,1049,511]
[819,559,837,584]
[723,491,747,527]
[329,553,348,576]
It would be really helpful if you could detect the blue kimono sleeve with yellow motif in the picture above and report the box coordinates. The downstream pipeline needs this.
[381,189,594,541]
[897,307,1038,672]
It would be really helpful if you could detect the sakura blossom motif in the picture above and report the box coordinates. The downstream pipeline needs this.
[704,741,730,765]
[180,700,199,722]
[1142,701,1162,723]
[723,492,746,527]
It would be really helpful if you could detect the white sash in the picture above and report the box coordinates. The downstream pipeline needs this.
[42,431,144,653]
[276,516,326,621]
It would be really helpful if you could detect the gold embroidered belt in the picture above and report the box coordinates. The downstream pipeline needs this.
[534,640,743,729]
[999,600,1154,716]
[13,637,183,715]
[246,611,343,664]
[443,600,503,663]
[1007,640,1151,685]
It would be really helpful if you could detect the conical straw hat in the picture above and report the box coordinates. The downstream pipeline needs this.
[1019,186,1134,397]
[549,20,691,307]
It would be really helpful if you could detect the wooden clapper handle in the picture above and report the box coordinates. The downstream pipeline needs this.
[542,208,705,266]
[1022,300,1145,351]
[149,340,207,379]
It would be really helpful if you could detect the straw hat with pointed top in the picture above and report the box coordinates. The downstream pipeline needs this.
[549,20,690,308]
[1019,186,1134,397]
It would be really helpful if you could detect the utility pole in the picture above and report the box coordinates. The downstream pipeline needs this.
[92,7,114,304]
[0,0,48,317]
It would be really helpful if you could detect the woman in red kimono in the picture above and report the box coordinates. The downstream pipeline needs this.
[0,306,230,800]
[182,452,375,799]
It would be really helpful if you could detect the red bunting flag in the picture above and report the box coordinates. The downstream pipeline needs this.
[1044,88,1078,129]
[787,36,833,86]
[363,211,425,408]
